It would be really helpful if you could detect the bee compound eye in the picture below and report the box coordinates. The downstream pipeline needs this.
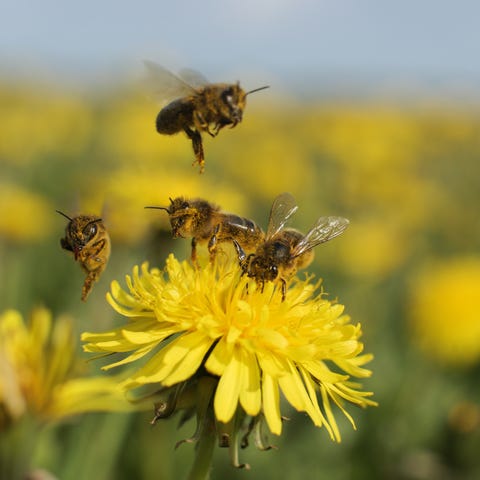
[269,265,278,279]
[222,88,234,104]
[83,223,97,238]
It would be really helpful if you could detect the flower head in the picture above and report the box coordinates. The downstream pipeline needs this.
[0,182,53,243]
[409,256,480,367]
[83,253,375,463]
[0,307,133,431]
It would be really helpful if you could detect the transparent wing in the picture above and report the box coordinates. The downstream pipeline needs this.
[178,68,210,88]
[266,192,299,239]
[143,60,197,104]
[291,216,349,258]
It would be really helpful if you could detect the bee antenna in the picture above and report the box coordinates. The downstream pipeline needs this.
[56,210,73,221]
[246,85,270,96]
[144,206,170,212]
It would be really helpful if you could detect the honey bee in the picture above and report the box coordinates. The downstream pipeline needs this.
[145,61,269,173]
[145,197,264,263]
[233,193,350,300]
[56,211,111,301]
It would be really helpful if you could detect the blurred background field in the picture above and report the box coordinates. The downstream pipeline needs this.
[2,1,480,479]
[2,78,480,480]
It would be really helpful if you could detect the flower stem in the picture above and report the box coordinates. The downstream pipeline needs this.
[0,416,39,480]
[186,418,216,480]
[186,377,218,480]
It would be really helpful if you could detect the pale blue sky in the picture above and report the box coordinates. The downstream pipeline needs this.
[1,0,479,90]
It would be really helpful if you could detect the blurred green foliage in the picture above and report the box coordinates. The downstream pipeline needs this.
[1,78,480,480]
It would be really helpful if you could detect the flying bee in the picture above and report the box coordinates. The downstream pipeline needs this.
[145,197,264,263]
[145,61,269,173]
[56,211,111,302]
[233,192,350,300]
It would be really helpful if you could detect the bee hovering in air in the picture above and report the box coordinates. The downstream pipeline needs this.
[233,193,350,300]
[56,211,111,301]
[145,197,264,263]
[145,61,269,173]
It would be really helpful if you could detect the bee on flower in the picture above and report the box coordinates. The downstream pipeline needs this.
[82,254,376,474]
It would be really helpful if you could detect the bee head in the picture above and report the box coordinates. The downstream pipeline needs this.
[170,214,197,238]
[145,197,191,237]
[219,83,246,125]
[57,211,102,260]
[264,264,279,282]
[249,256,279,283]
[146,197,215,239]
[168,197,190,212]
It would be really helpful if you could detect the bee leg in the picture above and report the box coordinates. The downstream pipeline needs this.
[280,279,287,302]
[184,127,205,173]
[190,237,200,268]
[193,112,219,139]
[203,123,216,138]
[86,239,108,266]
[232,239,246,263]
[193,111,214,136]
[211,122,224,137]
[233,240,253,276]
[90,238,107,258]
[60,237,73,252]
[208,225,220,262]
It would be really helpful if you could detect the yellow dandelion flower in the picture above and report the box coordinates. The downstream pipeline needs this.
[0,307,133,431]
[408,256,480,367]
[83,253,375,470]
[0,183,54,243]
[336,219,408,279]
[0,85,92,165]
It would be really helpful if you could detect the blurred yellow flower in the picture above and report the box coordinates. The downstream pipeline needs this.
[217,121,315,200]
[335,219,408,279]
[98,93,190,165]
[83,254,375,460]
[0,307,132,431]
[408,257,480,367]
[0,85,92,165]
[0,183,54,242]
[310,105,422,169]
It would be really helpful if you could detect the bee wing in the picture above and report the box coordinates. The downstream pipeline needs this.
[178,68,210,88]
[291,216,350,258]
[266,192,299,239]
[144,60,197,104]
